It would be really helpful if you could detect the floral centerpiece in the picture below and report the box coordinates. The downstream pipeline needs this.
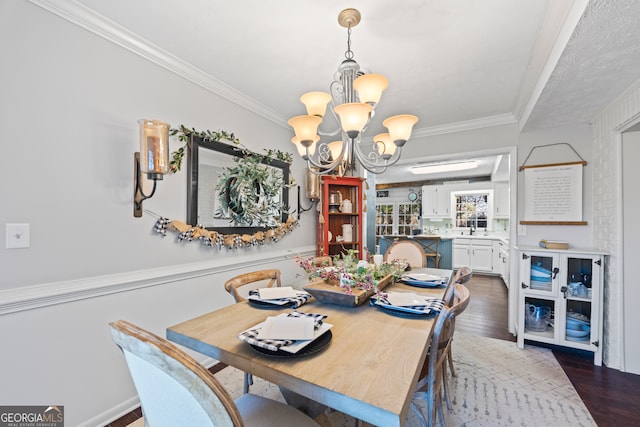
[297,250,406,306]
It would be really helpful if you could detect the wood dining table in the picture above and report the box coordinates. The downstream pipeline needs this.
[166,267,453,427]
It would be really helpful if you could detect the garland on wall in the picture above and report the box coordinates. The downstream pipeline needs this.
[152,124,299,250]
[168,125,293,173]
[152,215,299,250]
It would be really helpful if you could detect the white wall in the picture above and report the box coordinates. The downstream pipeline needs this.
[591,77,640,370]
[518,124,594,248]
[622,130,640,374]
[0,2,315,426]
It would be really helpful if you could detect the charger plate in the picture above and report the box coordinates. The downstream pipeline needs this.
[249,330,332,358]
[248,299,296,309]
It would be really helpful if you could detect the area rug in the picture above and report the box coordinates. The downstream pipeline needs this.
[127,333,596,427]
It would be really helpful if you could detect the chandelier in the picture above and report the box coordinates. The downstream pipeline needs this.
[287,8,419,176]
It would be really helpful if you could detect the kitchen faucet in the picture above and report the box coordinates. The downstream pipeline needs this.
[470,223,476,235]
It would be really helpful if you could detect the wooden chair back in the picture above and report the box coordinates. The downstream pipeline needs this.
[414,283,471,425]
[457,265,473,284]
[109,320,242,427]
[311,256,333,267]
[384,240,427,268]
[224,269,281,302]
[445,265,472,306]
[421,237,441,268]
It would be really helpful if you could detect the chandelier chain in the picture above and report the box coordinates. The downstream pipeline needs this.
[345,26,354,60]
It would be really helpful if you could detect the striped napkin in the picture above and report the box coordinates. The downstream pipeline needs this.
[248,289,312,308]
[238,311,328,351]
[370,296,445,314]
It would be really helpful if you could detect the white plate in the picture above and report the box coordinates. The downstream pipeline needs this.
[257,316,315,340]
[258,286,297,300]
[241,314,333,354]
[385,292,429,307]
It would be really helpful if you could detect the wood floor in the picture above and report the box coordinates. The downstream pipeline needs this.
[106,274,640,427]
[457,274,640,427]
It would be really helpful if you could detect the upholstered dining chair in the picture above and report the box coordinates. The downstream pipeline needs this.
[412,283,471,426]
[224,269,282,393]
[384,240,427,268]
[109,320,321,427]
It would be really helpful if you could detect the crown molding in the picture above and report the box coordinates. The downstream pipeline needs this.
[27,0,288,128]
[27,0,525,138]
[411,113,517,138]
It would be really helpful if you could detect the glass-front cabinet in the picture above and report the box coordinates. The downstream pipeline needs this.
[517,247,606,365]
[375,202,420,238]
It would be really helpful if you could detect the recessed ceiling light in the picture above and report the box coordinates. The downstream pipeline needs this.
[410,161,479,174]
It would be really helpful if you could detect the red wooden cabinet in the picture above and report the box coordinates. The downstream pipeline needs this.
[317,176,364,259]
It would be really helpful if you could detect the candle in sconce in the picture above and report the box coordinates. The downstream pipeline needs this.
[138,119,170,177]
[146,135,160,172]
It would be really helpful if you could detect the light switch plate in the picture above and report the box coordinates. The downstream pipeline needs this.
[518,224,527,236]
[6,223,30,249]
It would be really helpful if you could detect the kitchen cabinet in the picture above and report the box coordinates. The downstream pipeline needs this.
[493,182,509,218]
[453,238,493,272]
[317,176,364,259]
[375,202,420,237]
[500,240,510,287]
[493,240,509,287]
[421,185,451,218]
[516,247,606,365]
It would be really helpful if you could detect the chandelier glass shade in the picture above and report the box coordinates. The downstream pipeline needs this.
[287,8,418,176]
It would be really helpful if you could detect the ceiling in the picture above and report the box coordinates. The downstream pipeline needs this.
[65,0,640,182]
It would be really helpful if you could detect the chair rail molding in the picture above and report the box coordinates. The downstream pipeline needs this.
[0,246,315,315]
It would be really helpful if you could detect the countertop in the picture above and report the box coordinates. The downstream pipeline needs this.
[382,234,509,244]
[450,234,509,244]
[382,234,448,240]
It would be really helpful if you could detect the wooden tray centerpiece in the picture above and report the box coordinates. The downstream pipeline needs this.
[298,252,405,306]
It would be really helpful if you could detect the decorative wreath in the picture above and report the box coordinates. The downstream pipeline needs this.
[215,155,285,227]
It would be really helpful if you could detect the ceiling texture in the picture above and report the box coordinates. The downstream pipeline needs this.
[50,0,640,182]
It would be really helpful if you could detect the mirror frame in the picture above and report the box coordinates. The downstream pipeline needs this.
[187,135,290,234]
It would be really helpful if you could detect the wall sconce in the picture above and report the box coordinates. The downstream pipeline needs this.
[305,167,320,200]
[296,168,320,219]
[134,119,170,217]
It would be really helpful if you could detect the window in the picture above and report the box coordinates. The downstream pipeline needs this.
[455,193,488,229]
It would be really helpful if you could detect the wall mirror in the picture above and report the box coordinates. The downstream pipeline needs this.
[187,135,290,234]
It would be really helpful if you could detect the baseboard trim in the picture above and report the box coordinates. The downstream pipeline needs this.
[81,395,140,427]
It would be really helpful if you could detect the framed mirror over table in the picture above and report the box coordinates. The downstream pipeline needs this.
[186,135,291,235]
